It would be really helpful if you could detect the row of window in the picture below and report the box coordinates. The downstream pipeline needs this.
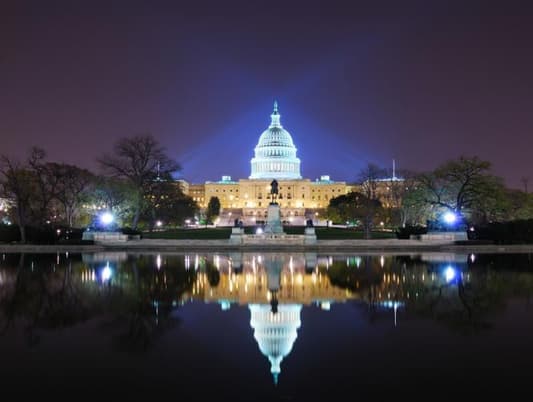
[244,211,301,216]
[197,195,331,201]
[312,188,343,192]
[253,162,298,172]
[196,187,346,200]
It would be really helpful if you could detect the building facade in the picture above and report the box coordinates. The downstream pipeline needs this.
[184,102,351,225]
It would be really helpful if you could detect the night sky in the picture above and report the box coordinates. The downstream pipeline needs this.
[2,1,532,188]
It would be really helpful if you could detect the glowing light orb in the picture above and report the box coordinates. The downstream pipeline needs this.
[444,266,456,282]
[100,212,114,225]
[442,212,457,225]
[101,264,112,281]
[256,228,263,234]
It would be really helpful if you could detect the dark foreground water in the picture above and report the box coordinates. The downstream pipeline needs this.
[1,251,533,400]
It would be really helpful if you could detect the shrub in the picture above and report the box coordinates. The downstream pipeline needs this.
[473,219,533,244]
[121,227,143,239]
[0,224,88,244]
[0,224,20,243]
[395,225,428,239]
[121,227,142,235]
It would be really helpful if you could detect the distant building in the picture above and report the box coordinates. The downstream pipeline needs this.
[175,179,189,195]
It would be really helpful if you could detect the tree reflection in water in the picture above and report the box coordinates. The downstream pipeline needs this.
[2,251,533,349]
[322,253,533,333]
[0,253,92,346]
[108,254,197,352]
[0,252,197,351]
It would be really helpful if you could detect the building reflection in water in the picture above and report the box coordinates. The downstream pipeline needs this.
[184,251,478,384]
[249,255,299,385]
[188,253,359,383]
[187,252,347,384]
[0,251,487,384]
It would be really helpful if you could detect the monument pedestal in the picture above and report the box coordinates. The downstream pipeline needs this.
[305,251,318,272]
[264,203,284,234]
[304,227,317,244]
[416,231,468,241]
[229,227,245,244]
[227,199,318,246]
[82,231,128,243]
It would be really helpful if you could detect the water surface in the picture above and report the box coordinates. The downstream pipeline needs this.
[1,251,532,400]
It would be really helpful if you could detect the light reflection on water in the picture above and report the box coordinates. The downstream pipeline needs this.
[1,251,533,399]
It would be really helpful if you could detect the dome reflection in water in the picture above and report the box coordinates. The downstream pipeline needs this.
[1,251,533,399]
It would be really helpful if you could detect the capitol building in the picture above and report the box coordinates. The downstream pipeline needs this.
[184,102,350,225]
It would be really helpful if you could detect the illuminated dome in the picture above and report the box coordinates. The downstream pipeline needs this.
[250,102,302,180]
[249,304,302,384]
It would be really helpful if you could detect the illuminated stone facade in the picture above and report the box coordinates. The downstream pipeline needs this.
[183,103,351,224]
[200,176,348,224]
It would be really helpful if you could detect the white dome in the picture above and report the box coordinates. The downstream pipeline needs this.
[249,304,302,384]
[249,102,302,180]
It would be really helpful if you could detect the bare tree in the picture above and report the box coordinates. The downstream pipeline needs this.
[27,147,63,225]
[357,163,386,238]
[385,169,429,227]
[417,156,502,214]
[0,155,33,242]
[52,164,95,227]
[98,135,180,229]
[92,176,136,214]
[359,163,386,200]
[521,176,530,193]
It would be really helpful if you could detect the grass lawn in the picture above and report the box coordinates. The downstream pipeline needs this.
[315,227,396,239]
[142,228,232,239]
[142,226,397,240]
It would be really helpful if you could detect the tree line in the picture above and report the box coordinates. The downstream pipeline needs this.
[326,156,533,239]
[2,138,532,243]
[0,135,198,242]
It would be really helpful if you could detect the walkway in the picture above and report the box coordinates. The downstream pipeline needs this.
[1,239,533,254]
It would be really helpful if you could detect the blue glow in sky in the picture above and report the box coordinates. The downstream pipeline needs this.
[2,1,532,188]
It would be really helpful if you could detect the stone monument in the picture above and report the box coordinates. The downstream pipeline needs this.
[304,217,317,244]
[263,179,284,234]
[82,211,128,243]
[418,212,468,242]
[229,216,245,244]
[229,179,316,245]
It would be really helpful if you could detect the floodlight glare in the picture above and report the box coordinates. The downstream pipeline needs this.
[101,263,112,281]
[444,266,456,282]
[100,212,114,225]
[442,212,457,225]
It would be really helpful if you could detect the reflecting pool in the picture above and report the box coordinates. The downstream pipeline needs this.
[1,251,533,400]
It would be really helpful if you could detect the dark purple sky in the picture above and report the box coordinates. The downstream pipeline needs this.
[1,0,532,188]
